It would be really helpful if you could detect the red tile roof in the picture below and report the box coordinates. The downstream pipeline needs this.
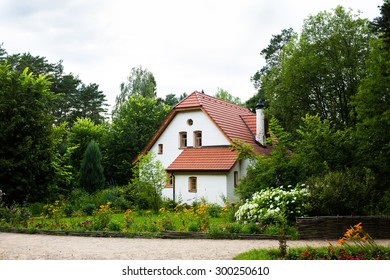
[167,147,237,171]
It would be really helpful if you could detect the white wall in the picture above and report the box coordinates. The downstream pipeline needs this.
[171,173,228,205]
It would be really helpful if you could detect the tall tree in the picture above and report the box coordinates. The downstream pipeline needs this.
[104,95,170,184]
[262,6,371,131]
[0,64,54,204]
[79,140,105,193]
[113,66,157,116]
[372,0,390,47]
[214,88,243,105]
[67,117,107,177]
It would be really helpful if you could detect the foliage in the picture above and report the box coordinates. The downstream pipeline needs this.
[235,223,389,260]
[291,114,355,177]
[214,88,242,105]
[131,152,166,213]
[354,37,390,196]
[67,117,106,175]
[104,96,169,184]
[262,6,371,131]
[79,140,105,193]
[235,185,310,224]
[92,202,113,231]
[306,168,376,216]
[113,66,157,116]
[0,63,55,204]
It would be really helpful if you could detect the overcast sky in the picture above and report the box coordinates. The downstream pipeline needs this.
[0,0,384,111]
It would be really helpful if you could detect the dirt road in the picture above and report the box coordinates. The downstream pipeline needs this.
[3,232,388,260]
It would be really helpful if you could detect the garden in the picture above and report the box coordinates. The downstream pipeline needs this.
[0,186,300,238]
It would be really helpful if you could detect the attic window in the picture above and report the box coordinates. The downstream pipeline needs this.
[179,132,187,148]
[187,119,193,126]
[194,131,202,148]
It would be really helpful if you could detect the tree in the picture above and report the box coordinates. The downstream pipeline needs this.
[354,37,390,197]
[104,95,170,185]
[262,6,371,132]
[372,0,390,47]
[251,28,296,91]
[0,64,55,204]
[4,48,108,126]
[79,140,105,193]
[131,151,166,213]
[69,83,108,124]
[113,66,157,116]
[67,117,106,176]
[214,88,243,105]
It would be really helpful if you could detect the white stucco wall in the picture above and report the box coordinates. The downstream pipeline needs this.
[172,172,228,205]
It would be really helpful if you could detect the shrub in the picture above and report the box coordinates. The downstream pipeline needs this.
[82,203,96,216]
[79,140,105,193]
[306,168,375,216]
[207,203,222,218]
[235,184,310,224]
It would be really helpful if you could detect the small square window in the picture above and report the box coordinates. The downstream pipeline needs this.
[158,144,163,154]
[189,177,197,193]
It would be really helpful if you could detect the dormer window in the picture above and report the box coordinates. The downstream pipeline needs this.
[194,131,202,148]
[179,132,187,148]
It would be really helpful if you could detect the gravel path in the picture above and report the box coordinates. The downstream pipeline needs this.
[3,232,389,260]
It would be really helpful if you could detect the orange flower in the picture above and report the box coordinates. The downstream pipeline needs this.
[337,238,345,245]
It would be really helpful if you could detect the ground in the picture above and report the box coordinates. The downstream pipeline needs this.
[2,232,389,260]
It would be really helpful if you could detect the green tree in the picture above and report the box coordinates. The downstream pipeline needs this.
[0,64,54,204]
[67,117,106,176]
[104,95,170,185]
[131,151,166,213]
[113,66,157,116]
[354,37,390,197]
[262,6,371,132]
[79,140,105,193]
[4,49,107,126]
[214,88,243,105]
[372,0,390,47]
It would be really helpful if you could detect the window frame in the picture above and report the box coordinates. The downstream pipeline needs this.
[158,144,163,155]
[194,130,202,148]
[188,176,197,193]
[179,131,187,148]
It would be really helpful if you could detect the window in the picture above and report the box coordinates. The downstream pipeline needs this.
[234,171,239,188]
[188,177,197,193]
[158,144,163,154]
[187,119,193,126]
[179,132,187,148]
[166,174,173,188]
[194,131,202,148]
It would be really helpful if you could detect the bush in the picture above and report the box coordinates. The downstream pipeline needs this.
[306,168,375,216]
[82,203,96,216]
[207,203,222,218]
[235,185,310,224]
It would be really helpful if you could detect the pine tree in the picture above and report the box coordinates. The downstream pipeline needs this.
[79,140,104,193]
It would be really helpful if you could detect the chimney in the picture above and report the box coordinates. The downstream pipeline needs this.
[255,99,266,146]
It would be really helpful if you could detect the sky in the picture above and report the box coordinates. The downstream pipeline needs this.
[0,0,384,112]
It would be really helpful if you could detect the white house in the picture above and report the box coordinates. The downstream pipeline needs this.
[139,91,270,205]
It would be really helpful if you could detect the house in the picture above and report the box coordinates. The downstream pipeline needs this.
[140,91,270,205]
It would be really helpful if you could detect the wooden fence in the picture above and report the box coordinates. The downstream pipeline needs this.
[297,216,390,240]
